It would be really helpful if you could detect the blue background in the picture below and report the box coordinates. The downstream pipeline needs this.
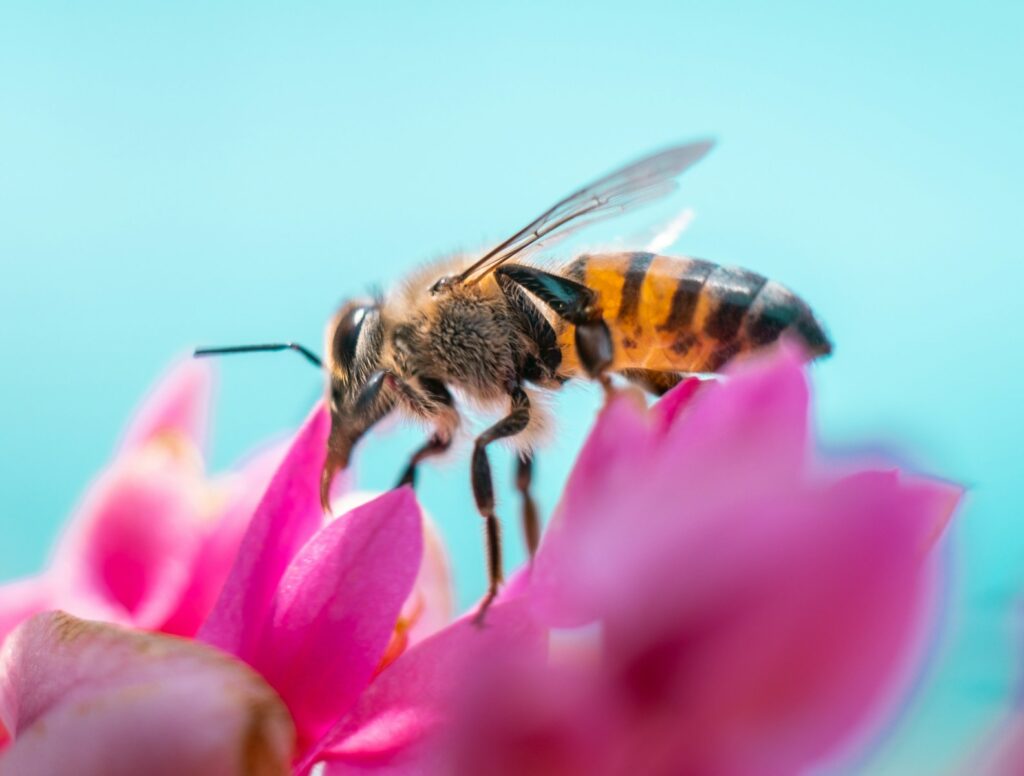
[1,2,1020,771]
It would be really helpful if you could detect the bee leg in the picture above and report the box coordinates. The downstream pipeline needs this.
[620,368,686,396]
[395,378,457,488]
[471,386,532,626]
[515,452,541,560]
[396,433,451,488]
[496,264,614,387]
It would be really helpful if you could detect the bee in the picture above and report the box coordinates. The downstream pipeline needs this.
[197,140,831,620]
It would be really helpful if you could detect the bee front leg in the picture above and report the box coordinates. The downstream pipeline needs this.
[395,378,458,488]
[471,386,531,626]
[396,434,451,488]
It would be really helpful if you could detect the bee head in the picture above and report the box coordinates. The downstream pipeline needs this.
[321,299,393,511]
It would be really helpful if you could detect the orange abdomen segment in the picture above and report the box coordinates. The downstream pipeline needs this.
[557,252,831,375]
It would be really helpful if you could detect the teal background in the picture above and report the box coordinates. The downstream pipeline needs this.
[1,2,1020,771]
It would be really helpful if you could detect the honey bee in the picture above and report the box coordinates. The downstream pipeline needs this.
[197,140,831,620]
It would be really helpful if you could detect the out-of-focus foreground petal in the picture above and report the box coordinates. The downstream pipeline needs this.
[118,358,214,454]
[49,443,207,629]
[160,443,287,637]
[0,612,293,776]
[199,405,329,661]
[317,599,546,775]
[403,515,455,647]
[0,578,50,655]
[520,345,961,774]
[534,345,817,629]
[600,471,959,774]
[0,358,269,642]
[257,488,423,754]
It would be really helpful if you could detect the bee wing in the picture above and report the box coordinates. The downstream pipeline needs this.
[454,140,714,285]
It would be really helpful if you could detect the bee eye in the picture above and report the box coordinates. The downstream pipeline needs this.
[332,306,369,366]
[329,383,343,411]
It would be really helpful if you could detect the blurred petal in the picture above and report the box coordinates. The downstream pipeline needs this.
[649,375,702,435]
[0,612,293,776]
[313,599,545,774]
[119,358,214,455]
[199,405,329,660]
[258,488,422,753]
[0,577,50,650]
[526,346,960,772]
[533,394,656,626]
[404,513,455,647]
[652,341,810,494]
[50,447,206,629]
[596,470,958,773]
[443,659,613,776]
[160,443,286,637]
[534,343,812,627]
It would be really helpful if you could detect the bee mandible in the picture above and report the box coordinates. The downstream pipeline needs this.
[197,140,831,621]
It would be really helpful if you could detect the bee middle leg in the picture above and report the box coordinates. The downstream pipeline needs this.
[471,386,531,625]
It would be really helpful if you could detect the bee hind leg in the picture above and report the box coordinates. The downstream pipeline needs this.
[471,386,532,626]
[515,452,540,560]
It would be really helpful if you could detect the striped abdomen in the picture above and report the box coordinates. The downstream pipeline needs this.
[558,252,831,375]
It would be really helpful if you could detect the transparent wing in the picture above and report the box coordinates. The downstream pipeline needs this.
[454,139,714,285]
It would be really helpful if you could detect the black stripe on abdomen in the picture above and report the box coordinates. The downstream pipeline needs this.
[659,259,716,332]
[741,280,801,347]
[703,267,768,342]
[617,252,654,322]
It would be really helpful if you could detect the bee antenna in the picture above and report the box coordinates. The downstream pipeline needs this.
[193,343,323,369]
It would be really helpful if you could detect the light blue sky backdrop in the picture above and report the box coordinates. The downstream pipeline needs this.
[1,2,1020,771]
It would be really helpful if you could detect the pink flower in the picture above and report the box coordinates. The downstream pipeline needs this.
[0,611,294,776]
[0,345,963,775]
[195,403,543,772]
[0,397,540,774]
[446,344,962,775]
[0,360,282,644]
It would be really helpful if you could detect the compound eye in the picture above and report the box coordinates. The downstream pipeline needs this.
[332,306,369,367]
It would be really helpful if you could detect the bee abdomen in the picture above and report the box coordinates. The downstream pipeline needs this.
[560,252,830,375]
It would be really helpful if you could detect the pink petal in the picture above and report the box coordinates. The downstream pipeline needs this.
[119,358,214,455]
[441,659,615,776]
[199,404,329,660]
[258,488,423,754]
[0,612,293,776]
[532,394,657,626]
[652,341,810,495]
[0,578,51,650]
[533,344,812,627]
[50,447,207,629]
[313,599,546,774]
[650,375,702,434]
[160,443,286,637]
[404,513,455,646]
[327,493,455,651]
[598,470,959,773]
